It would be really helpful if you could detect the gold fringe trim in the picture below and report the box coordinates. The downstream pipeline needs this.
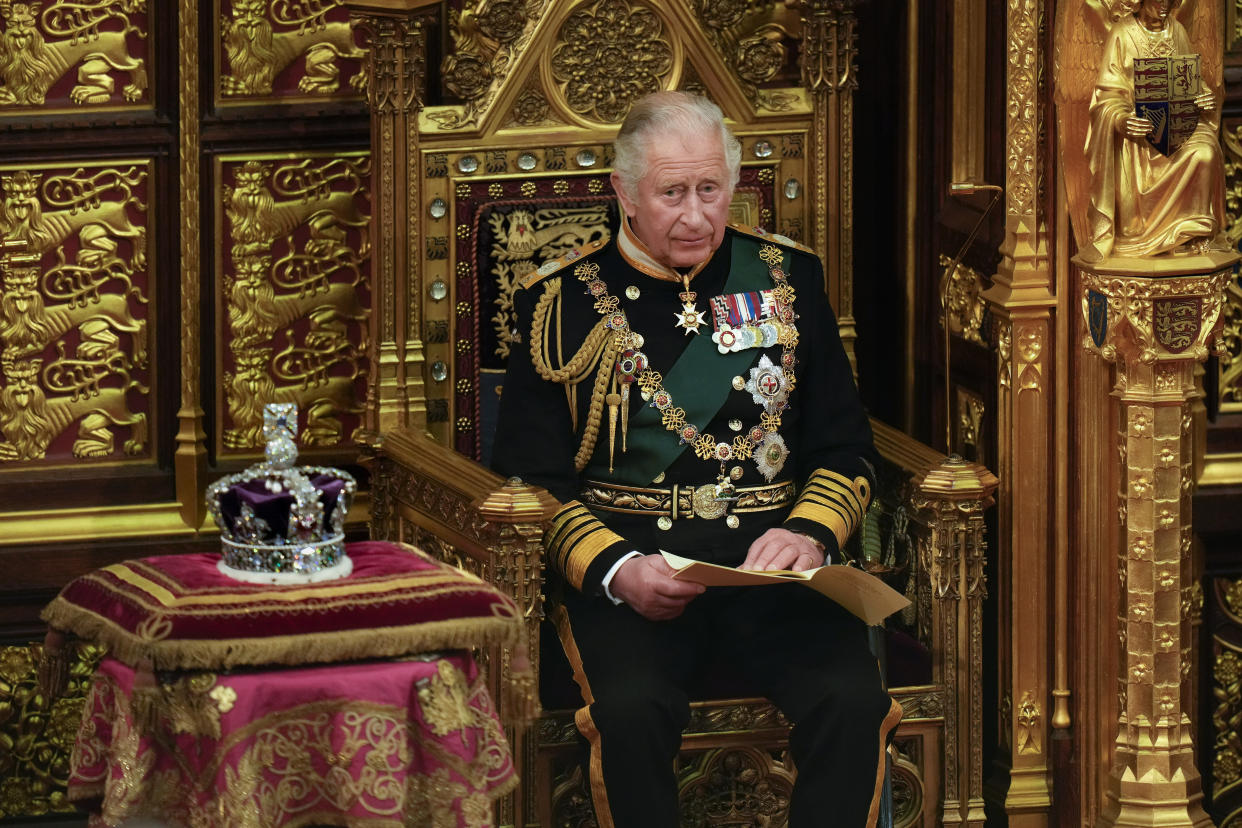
[41,601,520,673]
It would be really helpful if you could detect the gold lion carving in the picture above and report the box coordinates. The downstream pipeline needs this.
[1,169,147,269]
[0,262,146,364]
[0,1,148,107]
[220,0,366,97]
[224,160,368,259]
[228,254,367,351]
[223,347,361,448]
[0,354,147,461]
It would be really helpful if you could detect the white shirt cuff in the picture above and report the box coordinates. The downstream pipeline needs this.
[601,551,644,604]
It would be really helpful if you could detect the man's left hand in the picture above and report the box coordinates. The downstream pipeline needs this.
[741,528,825,572]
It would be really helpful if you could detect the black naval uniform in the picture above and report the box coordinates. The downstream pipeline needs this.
[493,221,901,827]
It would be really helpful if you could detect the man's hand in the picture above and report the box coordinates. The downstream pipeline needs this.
[1121,115,1154,141]
[742,528,825,573]
[609,554,705,621]
[1195,90,1216,113]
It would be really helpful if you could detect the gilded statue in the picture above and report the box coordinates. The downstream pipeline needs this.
[1056,0,1229,262]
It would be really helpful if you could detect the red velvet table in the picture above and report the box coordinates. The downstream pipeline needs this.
[69,653,515,828]
[43,541,525,828]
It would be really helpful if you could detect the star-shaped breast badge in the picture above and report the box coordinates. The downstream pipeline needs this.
[674,302,706,335]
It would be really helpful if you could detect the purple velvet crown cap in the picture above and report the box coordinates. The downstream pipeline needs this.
[213,473,348,541]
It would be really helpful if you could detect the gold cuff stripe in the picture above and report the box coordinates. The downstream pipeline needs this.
[790,469,872,547]
[800,483,864,525]
[796,492,856,529]
[564,528,624,590]
[545,502,625,590]
[810,470,870,507]
[806,470,871,513]
[556,524,610,576]
[789,501,853,547]
[546,502,595,547]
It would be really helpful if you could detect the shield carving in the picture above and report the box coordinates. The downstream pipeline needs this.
[1087,290,1108,347]
[1133,55,1201,157]
[1153,297,1201,354]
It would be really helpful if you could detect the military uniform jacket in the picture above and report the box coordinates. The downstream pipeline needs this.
[492,220,876,596]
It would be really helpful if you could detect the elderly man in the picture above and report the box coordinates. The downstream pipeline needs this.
[493,91,899,826]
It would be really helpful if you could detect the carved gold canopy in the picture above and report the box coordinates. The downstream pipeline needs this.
[349,0,861,456]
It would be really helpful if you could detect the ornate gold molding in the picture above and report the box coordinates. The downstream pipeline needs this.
[1217,278,1242,412]
[177,0,207,529]
[914,456,998,828]
[547,0,676,125]
[428,0,551,131]
[986,1,1056,819]
[800,0,862,373]
[939,254,988,346]
[1079,255,1235,828]
[347,0,434,434]
[693,1,801,112]
[0,641,103,819]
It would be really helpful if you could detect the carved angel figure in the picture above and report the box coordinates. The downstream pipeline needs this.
[1056,0,1228,262]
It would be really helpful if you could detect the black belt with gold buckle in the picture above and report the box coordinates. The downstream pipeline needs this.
[580,479,795,528]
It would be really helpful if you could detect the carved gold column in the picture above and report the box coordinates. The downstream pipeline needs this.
[347,0,435,433]
[914,457,999,828]
[478,479,557,828]
[800,0,863,373]
[1080,253,1235,828]
[982,0,1054,823]
[176,0,207,529]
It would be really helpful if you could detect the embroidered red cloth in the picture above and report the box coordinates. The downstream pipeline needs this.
[41,541,520,671]
[70,654,515,827]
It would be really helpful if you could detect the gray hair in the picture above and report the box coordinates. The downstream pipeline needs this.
[611,91,742,202]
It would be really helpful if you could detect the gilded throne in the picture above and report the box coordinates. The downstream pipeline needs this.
[344,1,994,825]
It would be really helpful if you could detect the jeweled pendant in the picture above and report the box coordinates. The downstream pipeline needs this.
[674,302,706,335]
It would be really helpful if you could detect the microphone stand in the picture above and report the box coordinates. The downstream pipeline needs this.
[941,182,1003,453]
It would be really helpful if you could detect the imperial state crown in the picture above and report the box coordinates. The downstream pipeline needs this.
[206,403,356,584]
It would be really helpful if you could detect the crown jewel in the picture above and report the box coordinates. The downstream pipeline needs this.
[206,403,357,583]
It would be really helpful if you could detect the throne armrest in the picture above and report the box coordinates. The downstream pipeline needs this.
[359,427,559,717]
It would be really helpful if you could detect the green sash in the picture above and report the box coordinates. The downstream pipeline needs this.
[585,234,790,485]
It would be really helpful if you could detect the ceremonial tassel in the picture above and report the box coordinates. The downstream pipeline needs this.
[38,629,69,699]
[502,631,539,727]
[129,656,161,733]
[606,392,621,473]
[620,383,630,453]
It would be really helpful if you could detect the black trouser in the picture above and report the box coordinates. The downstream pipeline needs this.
[554,582,902,828]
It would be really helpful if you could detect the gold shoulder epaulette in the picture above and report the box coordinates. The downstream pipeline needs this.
[519,238,608,291]
[728,222,816,255]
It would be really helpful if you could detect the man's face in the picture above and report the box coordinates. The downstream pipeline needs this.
[612,129,732,269]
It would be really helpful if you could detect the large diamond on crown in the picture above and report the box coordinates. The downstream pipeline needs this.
[206,404,357,584]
